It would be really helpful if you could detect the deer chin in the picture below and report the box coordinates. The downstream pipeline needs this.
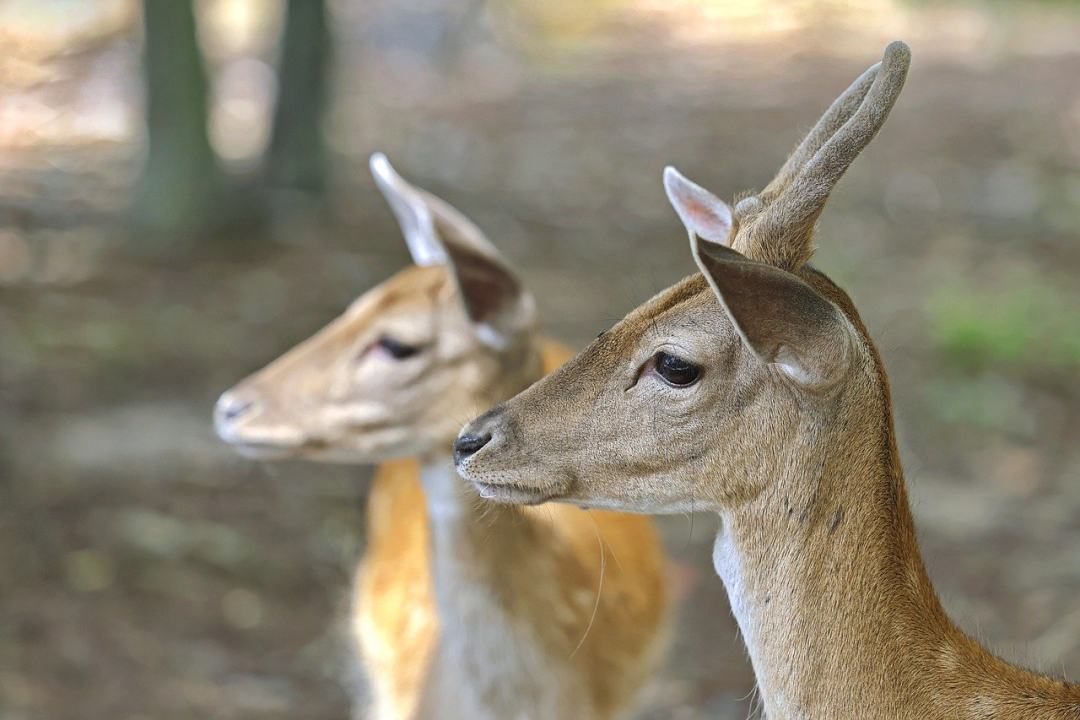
[223,439,305,461]
[217,423,372,464]
[472,480,559,506]
[458,461,573,506]
[216,421,308,459]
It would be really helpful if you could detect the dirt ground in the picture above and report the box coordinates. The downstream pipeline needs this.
[3,2,1080,719]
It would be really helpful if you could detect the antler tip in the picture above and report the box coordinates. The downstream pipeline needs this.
[883,41,911,69]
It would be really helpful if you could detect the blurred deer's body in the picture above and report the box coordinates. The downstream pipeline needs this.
[216,157,668,720]
[355,459,432,720]
[455,44,1080,718]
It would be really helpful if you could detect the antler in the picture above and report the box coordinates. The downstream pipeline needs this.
[734,41,911,269]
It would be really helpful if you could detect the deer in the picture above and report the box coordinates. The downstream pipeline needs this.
[214,154,669,720]
[453,41,1080,719]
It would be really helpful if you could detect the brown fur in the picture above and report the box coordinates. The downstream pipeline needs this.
[455,43,1080,718]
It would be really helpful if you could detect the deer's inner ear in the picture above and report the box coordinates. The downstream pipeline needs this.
[441,242,523,328]
[426,211,533,350]
[663,167,734,246]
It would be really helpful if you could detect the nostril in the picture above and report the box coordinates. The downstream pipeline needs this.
[453,433,491,463]
[219,396,254,422]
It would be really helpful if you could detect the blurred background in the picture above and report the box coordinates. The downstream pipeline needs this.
[2,0,1080,718]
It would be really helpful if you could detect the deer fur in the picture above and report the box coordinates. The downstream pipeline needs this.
[215,156,668,720]
[455,42,1080,718]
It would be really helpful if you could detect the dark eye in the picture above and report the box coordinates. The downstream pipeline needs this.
[376,337,420,360]
[654,351,700,387]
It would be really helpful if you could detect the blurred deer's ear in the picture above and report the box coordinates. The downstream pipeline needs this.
[369,152,533,348]
[664,166,733,246]
[691,238,851,386]
[427,195,535,349]
[370,152,446,265]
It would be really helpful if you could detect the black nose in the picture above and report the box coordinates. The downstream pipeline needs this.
[453,433,491,464]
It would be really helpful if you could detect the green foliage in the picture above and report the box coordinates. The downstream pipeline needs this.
[921,373,1034,437]
[928,275,1080,374]
[265,0,329,193]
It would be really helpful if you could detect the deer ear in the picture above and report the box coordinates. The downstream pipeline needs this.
[664,166,733,246]
[691,238,851,385]
[369,153,533,349]
[370,152,446,266]
[428,201,535,349]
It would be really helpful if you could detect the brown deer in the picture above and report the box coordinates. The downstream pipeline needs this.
[454,42,1080,718]
[214,155,668,720]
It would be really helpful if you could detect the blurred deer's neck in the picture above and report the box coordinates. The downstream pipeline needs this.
[715,411,1080,718]
[418,334,549,593]
[418,456,571,713]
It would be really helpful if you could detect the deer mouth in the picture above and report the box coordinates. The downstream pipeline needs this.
[471,479,561,506]
[216,422,314,461]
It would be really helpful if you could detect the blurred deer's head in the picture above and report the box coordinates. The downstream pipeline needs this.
[454,43,910,512]
[215,154,539,463]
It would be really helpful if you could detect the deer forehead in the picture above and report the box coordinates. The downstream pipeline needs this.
[615,275,731,349]
[347,264,450,321]
[241,266,454,392]
[343,264,516,366]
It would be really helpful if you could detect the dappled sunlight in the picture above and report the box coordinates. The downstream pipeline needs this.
[0,0,133,58]
[637,0,906,44]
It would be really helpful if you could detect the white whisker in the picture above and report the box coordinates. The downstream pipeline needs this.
[570,510,606,659]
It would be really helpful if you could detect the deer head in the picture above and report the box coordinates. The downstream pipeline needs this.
[454,42,910,512]
[215,154,539,463]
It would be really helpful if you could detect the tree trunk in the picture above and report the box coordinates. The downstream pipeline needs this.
[265,0,330,195]
[133,0,224,246]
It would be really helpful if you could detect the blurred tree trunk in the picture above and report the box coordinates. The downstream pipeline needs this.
[264,0,330,194]
[132,0,224,244]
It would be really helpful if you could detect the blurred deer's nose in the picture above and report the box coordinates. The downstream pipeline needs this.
[215,392,255,425]
[453,432,491,464]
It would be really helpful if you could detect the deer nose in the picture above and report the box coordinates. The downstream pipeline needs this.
[215,392,255,425]
[453,432,491,464]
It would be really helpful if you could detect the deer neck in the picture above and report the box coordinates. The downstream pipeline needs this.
[713,407,1080,719]
[717,390,946,716]
[714,443,933,718]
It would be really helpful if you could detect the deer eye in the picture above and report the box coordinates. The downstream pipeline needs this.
[376,336,421,360]
[654,351,700,387]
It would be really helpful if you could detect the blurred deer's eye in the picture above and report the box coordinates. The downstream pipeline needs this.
[376,337,420,360]
[654,351,700,387]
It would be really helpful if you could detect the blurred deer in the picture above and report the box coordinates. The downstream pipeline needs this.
[215,155,668,720]
[455,42,1080,718]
